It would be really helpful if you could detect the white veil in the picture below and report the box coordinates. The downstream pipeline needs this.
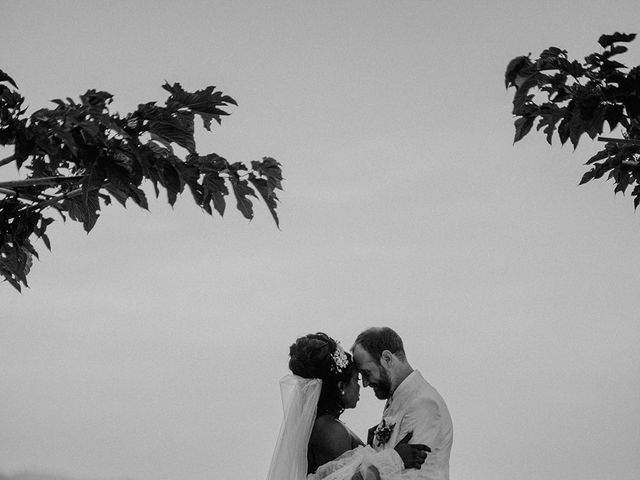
[266,374,322,480]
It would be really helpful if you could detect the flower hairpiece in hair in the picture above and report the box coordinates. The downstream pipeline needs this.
[330,342,349,373]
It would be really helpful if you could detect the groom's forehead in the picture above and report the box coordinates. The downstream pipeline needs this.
[353,344,377,367]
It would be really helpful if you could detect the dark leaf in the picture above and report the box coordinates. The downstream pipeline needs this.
[569,122,584,149]
[79,90,113,109]
[579,168,596,185]
[0,69,18,89]
[248,174,280,228]
[251,157,283,191]
[0,267,23,292]
[127,185,149,210]
[623,95,640,118]
[162,82,237,130]
[228,174,255,220]
[584,53,603,68]
[505,56,532,88]
[41,233,51,251]
[159,158,183,206]
[536,105,564,144]
[143,107,196,153]
[22,239,38,260]
[557,118,570,145]
[634,186,640,209]
[598,32,636,48]
[586,149,610,165]
[68,193,100,232]
[565,60,585,78]
[203,172,228,216]
[513,116,535,143]
[539,46,565,59]
[104,183,130,207]
[513,73,549,106]
[605,104,625,131]
[603,45,629,58]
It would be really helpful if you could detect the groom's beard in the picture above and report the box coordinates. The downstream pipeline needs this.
[372,368,392,399]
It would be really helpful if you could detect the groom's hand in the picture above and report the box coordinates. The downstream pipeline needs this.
[367,425,377,446]
[394,432,431,470]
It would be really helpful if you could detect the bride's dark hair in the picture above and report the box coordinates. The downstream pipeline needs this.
[289,332,357,417]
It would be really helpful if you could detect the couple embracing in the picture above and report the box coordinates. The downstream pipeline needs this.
[267,327,453,480]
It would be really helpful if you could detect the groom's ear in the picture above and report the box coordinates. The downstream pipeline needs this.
[380,350,393,367]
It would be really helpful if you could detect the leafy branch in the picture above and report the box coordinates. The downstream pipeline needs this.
[0,69,283,292]
[505,32,640,207]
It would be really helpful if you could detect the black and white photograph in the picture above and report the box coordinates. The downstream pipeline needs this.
[2,2,639,480]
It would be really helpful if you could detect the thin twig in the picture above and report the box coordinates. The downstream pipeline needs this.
[24,187,84,212]
[0,154,16,168]
[0,188,46,203]
[0,175,83,189]
[598,136,640,145]
[24,182,107,212]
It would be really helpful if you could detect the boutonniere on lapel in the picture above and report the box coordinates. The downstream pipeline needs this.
[374,419,396,446]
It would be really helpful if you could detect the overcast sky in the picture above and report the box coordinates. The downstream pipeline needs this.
[2,1,640,480]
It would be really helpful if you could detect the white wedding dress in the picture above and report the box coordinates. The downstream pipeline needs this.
[266,375,404,480]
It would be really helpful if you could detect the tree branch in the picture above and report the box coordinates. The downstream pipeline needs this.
[0,175,84,189]
[24,187,84,212]
[598,136,640,145]
[0,154,16,168]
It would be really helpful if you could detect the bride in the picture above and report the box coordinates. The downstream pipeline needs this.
[267,332,429,480]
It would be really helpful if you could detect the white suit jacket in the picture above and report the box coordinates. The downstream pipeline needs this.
[372,370,453,480]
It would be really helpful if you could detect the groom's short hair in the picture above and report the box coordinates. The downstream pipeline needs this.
[353,327,406,363]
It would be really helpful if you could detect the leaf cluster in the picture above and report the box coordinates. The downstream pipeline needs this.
[0,70,283,291]
[505,32,640,207]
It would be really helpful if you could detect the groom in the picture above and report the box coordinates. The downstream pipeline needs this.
[352,327,453,480]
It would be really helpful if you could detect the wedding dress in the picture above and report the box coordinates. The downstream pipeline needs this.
[266,375,404,480]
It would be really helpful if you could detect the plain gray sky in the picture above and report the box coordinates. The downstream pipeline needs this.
[2,1,640,480]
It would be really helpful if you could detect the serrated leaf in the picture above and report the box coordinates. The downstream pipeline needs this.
[104,183,130,207]
[585,149,609,165]
[79,90,113,109]
[536,105,564,144]
[159,158,182,206]
[203,172,228,217]
[513,116,535,143]
[143,107,196,153]
[557,118,570,145]
[634,187,640,209]
[248,174,280,228]
[603,45,629,59]
[162,82,237,131]
[504,56,532,88]
[128,185,149,210]
[598,32,637,48]
[22,239,38,260]
[41,233,51,251]
[68,194,100,232]
[579,168,596,185]
[251,157,283,191]
[604,104,624,131]
[0,69,18,89]
[228,175,255,220]
[0,266,22,292]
